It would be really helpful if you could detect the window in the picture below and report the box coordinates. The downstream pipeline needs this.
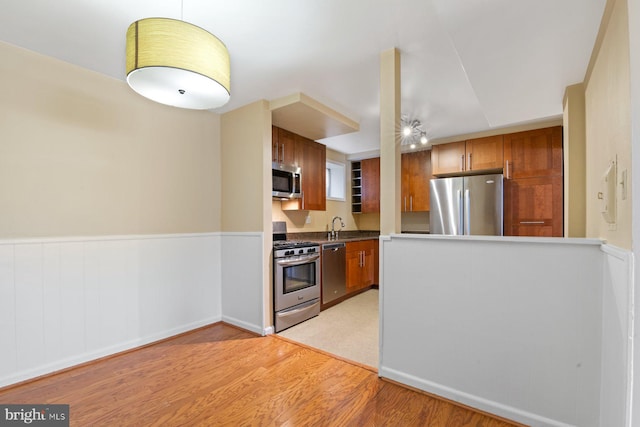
[326,161,346,201]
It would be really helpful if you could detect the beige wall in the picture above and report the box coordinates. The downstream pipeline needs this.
[0,41,221,238]
[221,101,272,233]
[584,0,632,249]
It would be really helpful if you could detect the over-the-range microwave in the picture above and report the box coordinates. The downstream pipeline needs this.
[272,163,302,199]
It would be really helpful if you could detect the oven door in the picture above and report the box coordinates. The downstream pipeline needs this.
[274,253,320,312]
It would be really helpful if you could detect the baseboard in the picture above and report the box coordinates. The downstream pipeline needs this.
[378,366,574,427]
[0,316,222,389]
[263,326,275,336]
[222,315,264,336]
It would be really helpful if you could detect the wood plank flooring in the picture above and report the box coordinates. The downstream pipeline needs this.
[0,323,524,426]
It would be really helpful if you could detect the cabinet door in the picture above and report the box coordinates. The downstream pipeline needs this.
[272,126,297,165]
[282,135,326,211]
[431,141,465,175]
[372,240,379,286]
[272,126,279,163]
[466,135,503,172]
[504,176,563,237]
[346,246,363,293]
[298,136,326,211]
[362,242,376,287]
[361,157,380,213]
[401,150,431,212]
[410,150,431,211]
[504,127,562,179]
[401,153,411,212]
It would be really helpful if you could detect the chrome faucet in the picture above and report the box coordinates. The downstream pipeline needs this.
[330,216,345,240]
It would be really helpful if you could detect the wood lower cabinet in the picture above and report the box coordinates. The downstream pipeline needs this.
[401,150,431,212]
[346,240,378,293]
[504,176,563,237]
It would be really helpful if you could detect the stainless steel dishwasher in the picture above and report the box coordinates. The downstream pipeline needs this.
[321,242,346,305]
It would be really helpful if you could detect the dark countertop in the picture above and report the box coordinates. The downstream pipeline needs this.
[286,230,380,245]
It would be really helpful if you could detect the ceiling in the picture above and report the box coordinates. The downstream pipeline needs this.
[0,0,606,155]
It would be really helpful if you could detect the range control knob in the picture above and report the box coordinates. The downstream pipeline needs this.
[285,250,293,256]
[307,248,316,253]
[298,249,304,254]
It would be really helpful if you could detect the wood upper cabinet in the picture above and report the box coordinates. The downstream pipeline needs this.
[466,135,504,172]
[432,136,503,176]
[431,141,466,175]
[346,239,377,293]
[295,135,326,211]
[503,126,562,179]
[277,127,326,211]
[361,157,380,213]
[401,150,431,212]
[503,126,563,237]
[272,126,296,166]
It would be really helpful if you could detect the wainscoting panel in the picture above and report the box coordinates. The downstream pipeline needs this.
[379,234,604,427]
[0,233,222,388]
[600,244,633,427]
[220,232,265,335]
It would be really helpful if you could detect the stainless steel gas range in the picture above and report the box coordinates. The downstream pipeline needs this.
[273,223,320,332]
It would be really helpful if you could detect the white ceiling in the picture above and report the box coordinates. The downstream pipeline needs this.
[0,0,606,155]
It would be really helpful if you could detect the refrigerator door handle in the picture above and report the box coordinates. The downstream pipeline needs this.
[464,188,471,234]
[457,189,463,234]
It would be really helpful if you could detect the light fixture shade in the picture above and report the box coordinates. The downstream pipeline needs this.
[126,18,230,110]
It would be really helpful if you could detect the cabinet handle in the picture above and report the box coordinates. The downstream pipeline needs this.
[468,153,472,170]
[404,197,407,212]
[460,154,465,171]
[520,221,545,224]
[281,144,285,164]
[506,160,510,179]
[361,251,365,267]
[410,196,413,212]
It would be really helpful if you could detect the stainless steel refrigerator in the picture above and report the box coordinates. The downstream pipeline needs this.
[429,174,503,236]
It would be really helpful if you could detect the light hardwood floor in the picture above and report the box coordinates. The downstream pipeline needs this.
[0,323,524,426]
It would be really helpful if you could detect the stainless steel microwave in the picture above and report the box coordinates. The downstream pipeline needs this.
[272,163,302,199]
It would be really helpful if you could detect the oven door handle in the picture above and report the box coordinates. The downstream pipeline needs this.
[276,253,320,266]
[278,301,320,317]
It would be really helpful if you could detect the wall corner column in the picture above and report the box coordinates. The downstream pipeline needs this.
[563,83,587,237]
[379,48,401,235]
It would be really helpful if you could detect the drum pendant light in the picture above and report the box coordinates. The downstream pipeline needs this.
[126,18,230,110]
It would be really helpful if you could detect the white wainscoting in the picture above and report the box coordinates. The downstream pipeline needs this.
[379,234,606,427]
[220,232,265,335]
[0,233,222,388]
[600,244,634,427]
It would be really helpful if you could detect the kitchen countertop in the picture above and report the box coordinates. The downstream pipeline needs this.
[286,230,379,245]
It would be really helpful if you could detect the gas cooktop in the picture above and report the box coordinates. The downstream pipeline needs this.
[273,240,318,250]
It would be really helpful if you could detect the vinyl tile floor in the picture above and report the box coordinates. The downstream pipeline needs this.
[277,289,379,368]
